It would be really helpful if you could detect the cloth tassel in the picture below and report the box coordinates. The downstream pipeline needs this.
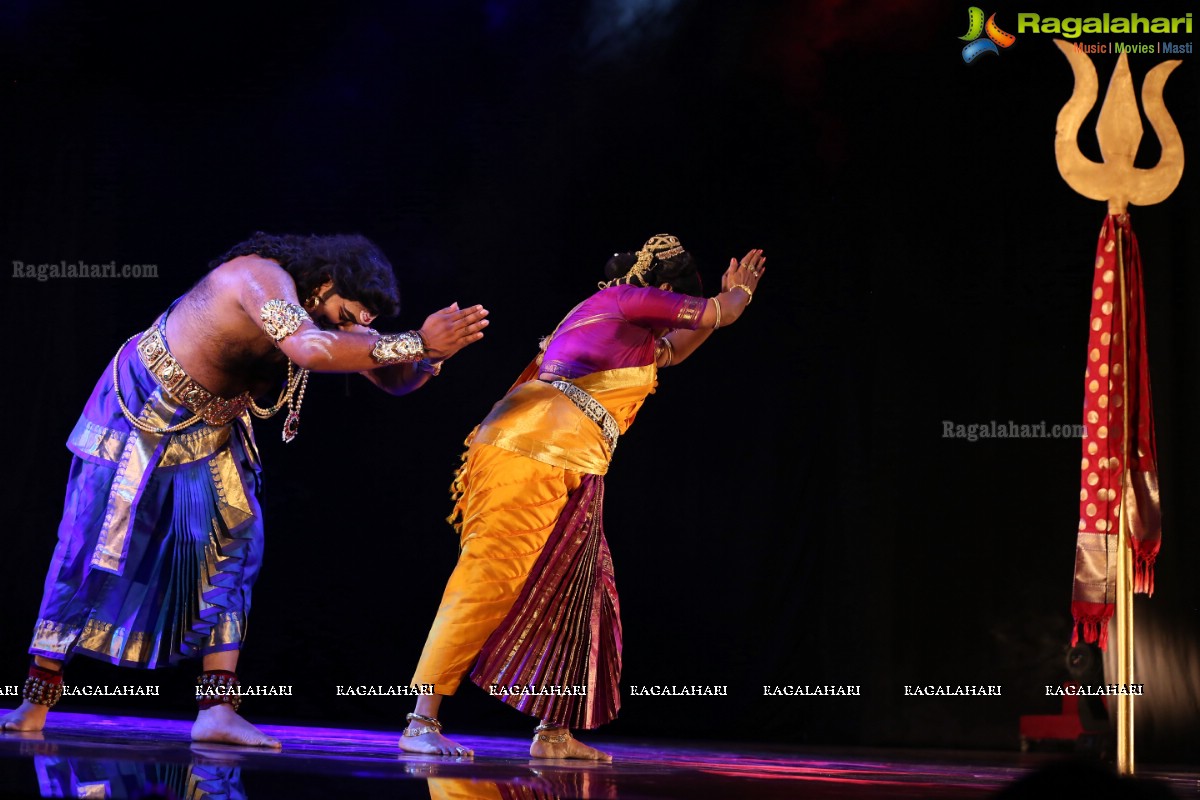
[446,428,478,536]
[1133,554,1156,596]
[1073,616,1109,650]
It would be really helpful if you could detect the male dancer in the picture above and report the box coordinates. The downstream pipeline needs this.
[1,233,488,747]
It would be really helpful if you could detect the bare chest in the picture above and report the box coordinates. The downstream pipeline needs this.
[163,294,288,399]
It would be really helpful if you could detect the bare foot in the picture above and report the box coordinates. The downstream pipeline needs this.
[398,726,473,757]
[191,704,281,748]
[529,729,611,762]
[0,702,49,733]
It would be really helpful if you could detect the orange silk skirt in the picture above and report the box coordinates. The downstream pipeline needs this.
[410,443,583,694]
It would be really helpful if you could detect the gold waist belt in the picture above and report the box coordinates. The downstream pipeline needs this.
[549,380,620,455]
[136,326,250,426]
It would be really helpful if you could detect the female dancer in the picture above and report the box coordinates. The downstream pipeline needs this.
[399,234,764,760]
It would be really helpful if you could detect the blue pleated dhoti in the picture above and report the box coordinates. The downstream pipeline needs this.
[30,319,264,669]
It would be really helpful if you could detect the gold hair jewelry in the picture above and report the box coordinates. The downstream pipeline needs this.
[711,295,722,330]
[260,300,311,342]
[730,283,753,303]
[371,331,427,365]
[599,233,686,289]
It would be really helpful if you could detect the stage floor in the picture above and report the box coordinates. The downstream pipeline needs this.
[0,711,1196,799]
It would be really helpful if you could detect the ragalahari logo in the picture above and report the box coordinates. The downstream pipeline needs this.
[960,7,1016,63]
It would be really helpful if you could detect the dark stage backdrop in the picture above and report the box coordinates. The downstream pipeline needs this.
[2,0,1197,765]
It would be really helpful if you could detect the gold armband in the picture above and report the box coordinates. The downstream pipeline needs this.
[260,300,311,342]
[371,331,427,365]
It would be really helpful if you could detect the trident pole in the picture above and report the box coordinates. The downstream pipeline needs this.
[1114,225,1134,774]
[1053,40,1183,776]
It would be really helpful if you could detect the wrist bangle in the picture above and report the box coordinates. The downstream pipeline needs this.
[415,358,443,376]
[371,331,426,365]
[730,284,753,304]
[655,337,674,368]
[711,296,722,330]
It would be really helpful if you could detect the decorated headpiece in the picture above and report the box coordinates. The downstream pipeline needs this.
[599,233,687,289]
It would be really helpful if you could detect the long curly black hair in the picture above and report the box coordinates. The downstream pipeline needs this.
[211,232,401,317]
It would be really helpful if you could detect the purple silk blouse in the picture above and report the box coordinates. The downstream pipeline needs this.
[539,285,707,380]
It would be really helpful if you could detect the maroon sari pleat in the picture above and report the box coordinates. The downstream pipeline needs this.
[470,473,622,729]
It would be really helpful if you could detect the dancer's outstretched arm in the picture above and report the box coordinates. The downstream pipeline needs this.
[658,248,766,367]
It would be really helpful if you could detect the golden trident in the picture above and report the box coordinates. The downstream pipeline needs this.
[1055,41,1184,214]
[1053,39,1184,776]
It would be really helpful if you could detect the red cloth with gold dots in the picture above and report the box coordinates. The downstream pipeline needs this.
[1071,214,1161,649]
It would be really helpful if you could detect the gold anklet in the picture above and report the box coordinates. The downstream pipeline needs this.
[404,712,443,737]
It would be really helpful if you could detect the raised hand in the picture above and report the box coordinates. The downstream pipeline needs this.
[721,248,766,295]
[718,249,765,326]
[419,303,490,361]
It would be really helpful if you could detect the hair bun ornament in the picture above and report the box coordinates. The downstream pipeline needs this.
[645,233,684,261]
[599,233,686,289]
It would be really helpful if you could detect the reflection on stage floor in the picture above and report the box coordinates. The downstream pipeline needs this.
[1,711,1196,799]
